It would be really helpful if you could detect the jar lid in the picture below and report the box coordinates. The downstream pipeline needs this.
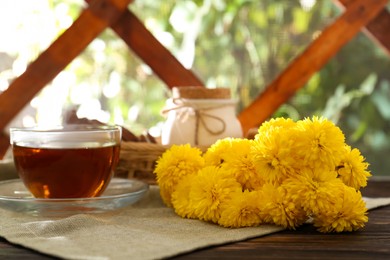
[172,87,231,99]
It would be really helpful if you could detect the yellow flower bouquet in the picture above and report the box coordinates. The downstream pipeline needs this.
[154,116,371,233]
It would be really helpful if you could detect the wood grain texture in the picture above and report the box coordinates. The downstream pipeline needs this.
[0,0,133,131]
[237,0,389,135]
[172,178,390,260]
[0,0,202,158]
[83,0,204,88]
[0,133,9,159]
[335,0,390,55]
[111,11,204,88]
[0,178,389,259]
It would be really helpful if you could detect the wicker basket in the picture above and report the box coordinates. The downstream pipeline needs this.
[115,142,170,184]
[115,141,209,184]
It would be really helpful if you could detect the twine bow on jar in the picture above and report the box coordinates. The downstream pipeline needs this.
[161,98,228,146]
[160,87,243,147]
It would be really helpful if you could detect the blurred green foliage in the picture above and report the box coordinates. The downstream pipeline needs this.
[131,0,389,176]
[6,0,390,175]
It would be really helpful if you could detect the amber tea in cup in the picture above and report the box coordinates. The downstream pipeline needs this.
[10,125,121,199]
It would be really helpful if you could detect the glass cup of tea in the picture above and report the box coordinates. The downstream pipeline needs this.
[10,125,122,199]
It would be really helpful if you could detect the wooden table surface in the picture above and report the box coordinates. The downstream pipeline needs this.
[1,177,390,260]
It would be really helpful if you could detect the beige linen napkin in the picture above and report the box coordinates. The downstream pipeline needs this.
[1,161,390,260]
[0,186,284,260]
[1,187,390,260]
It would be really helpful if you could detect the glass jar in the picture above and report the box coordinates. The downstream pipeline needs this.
[161,87,243,147]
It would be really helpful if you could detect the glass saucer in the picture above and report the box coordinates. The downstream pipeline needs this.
[0,178,149,217]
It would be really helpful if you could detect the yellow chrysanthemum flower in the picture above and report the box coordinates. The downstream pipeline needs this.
[218,190,263,228]
[154,144,204,207]
[260,183,308,229]
[250,126,299,184]
[313,186,368,233]
[154,116,371,234]
[283,168,344,215]
[336,145,371,190]
[190,166,242,223]
[293,116,346,171]
[203,137,241,167]
[171,174,198,219]
[216,139,264,190]
[254,117,296,142]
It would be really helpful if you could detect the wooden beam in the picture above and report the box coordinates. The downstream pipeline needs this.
[0,133,9,160]
[334,0,390,55]
[85,0,203,88]
[237,0,389,135]
[110,10,204,88]
[0,0,133,131]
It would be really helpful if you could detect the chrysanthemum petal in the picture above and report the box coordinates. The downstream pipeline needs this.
[336,145,371,190]
[190,166,242,223]
[313,186,368,233]
[293,116,346,171]
[260,183,308,229]
[218,190,263,228]
[171,174,198,219]
[154,144,204,207]
[251,127,299,184]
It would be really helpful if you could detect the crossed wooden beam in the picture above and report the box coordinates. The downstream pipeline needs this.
[238,0,390,134]
[0,0,389,158]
